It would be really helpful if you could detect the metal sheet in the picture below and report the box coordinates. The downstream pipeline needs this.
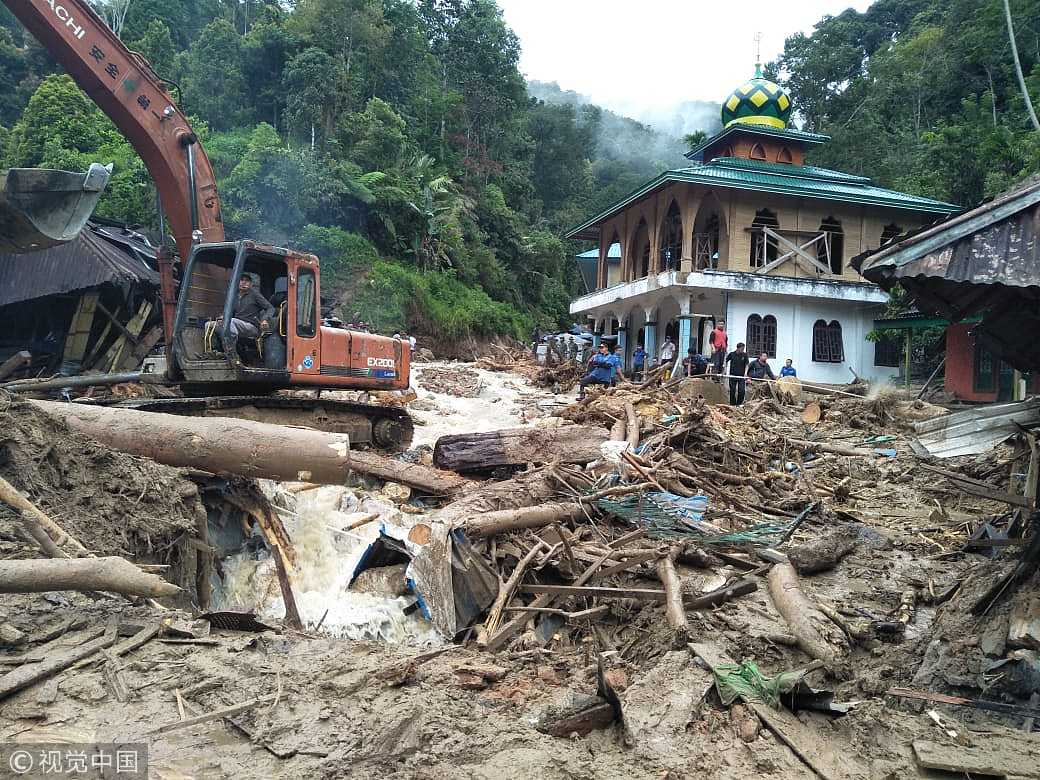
[911,398,1040,458]
[0,222,158,307]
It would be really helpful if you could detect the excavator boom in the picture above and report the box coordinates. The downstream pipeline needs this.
[2,0,224,263]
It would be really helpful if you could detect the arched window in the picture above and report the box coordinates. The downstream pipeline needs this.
[746,314,777,358]
[750,209,779,268]
[881,223,902,246]
[720,146,733,157]
[777,146,793,164]
[817,217,844,274]
[659,200,682,271]
[812,320,844,363]
[632,219,650,279]
[750,143,767,160]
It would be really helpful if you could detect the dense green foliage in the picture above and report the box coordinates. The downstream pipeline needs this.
[0,0,682,341]
[0,0,1037,342]
[771,0,1040,207]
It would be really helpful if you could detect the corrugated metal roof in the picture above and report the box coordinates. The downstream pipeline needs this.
[685,125,830,160]
[576,242,621,260]
[0,223,159,307]
[566,159,960,239]
[911,398,1040,458]
[856,175,1040,373]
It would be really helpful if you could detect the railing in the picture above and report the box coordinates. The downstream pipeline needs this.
[748,226,833,275]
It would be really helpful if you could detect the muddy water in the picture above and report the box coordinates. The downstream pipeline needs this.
[213,362,567,645]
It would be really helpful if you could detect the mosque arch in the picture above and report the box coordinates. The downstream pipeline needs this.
[631,218,650,280]
[658,199,683,272]
[692,191,727,270]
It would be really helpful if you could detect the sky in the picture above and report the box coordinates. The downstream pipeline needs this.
[497,0,873,118]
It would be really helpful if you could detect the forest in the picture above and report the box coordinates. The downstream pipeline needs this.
[0,0,1038,343]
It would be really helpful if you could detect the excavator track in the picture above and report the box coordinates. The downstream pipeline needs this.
[95,395,415,453]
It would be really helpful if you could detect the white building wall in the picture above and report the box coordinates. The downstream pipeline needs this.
[728,292,892,385]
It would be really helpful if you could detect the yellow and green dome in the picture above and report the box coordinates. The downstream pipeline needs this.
[720,65,792,130]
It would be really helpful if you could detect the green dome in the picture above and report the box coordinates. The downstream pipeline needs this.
[720,65,792,130]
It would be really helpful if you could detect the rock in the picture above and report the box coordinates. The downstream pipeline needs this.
[739,716,760,743]
[528,689,615,737]
[0,621,26,646]
[676,377,726,404]
[417,348,435,362]
[350,563,410,597]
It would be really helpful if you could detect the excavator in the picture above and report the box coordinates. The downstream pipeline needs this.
[2,0,414,450]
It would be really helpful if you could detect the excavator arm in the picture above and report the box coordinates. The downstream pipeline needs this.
[2,0,224,261]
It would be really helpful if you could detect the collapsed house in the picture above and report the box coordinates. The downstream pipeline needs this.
[0,220,162,380]
[856,174,1040,402]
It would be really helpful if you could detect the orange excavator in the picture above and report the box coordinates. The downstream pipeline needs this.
[2,0,414,450]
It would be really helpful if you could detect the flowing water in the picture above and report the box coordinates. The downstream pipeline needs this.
[213,362,567,645]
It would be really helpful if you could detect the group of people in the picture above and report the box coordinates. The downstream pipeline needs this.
[577,317,798,405]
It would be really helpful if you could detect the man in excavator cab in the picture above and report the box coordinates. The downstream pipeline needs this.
[212,273,276,366]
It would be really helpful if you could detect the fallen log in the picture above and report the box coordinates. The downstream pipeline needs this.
[0,475,89,556]
[766,563,847,663]
[656,551,688,647]
[433,425,609,472]
[787,438,876,458]
[0,557,181,598]
[463,503,585,538]
[31,400,464,495]
[0,350,31,381]
[787,526,859,575]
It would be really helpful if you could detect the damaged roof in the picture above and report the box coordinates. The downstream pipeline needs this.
[855,175,1040,373]
[0,222,158,308]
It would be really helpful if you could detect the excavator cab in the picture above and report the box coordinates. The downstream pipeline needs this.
[169,240,312,390]
[168,239,410,395]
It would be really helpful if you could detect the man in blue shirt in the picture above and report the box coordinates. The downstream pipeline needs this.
[579,343,614,399]
[780,359,797,377]
[608,345,624,385]
[631,344,646,381]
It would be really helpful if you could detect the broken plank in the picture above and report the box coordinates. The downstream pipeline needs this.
[887,687,1040,719]
[520,584,668,602]
[913,735,1040,778]
[0,631,116,700]
[149,693,282,735]
[690,642,868,780]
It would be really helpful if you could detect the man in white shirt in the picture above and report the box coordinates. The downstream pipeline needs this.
[660,338,676,364]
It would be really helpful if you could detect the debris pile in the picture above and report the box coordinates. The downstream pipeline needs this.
[415,365,483,397]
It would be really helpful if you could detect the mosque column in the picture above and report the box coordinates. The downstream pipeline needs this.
[643,306,657,366]
[591,317,601,348]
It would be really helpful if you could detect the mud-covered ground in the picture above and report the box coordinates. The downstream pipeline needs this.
[1,368,1036,779]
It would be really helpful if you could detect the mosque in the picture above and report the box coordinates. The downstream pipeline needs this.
[567,65,960,382]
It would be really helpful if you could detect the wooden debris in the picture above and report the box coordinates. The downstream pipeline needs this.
[766,562,847,663]
[0,556,180,598]
[31,400,465,495]
[1008,591,1040,650]
[787,526,858,575]
[0,630,117,700]
[0,474,89,557]
[149,693,283,735]
[657,549,689,647]
[433,425,609,471]
[478,542,543,646]
[801,402,822,424]
[463,503,585,538]
[912,735,1040,778]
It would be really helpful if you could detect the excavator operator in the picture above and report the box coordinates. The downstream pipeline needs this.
[214,274,276,365]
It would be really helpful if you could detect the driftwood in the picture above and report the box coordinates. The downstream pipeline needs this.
[787,526,859,575]
[463,503,585,538]
[656,551,688,646]
[477,543,542,646]
[0,630,117,700]
[433,425,609,472]
[788,438,876,458]
[32,400,464,495]
[766,563,847,663]
[0,475,89,556]
[0,557,181,598]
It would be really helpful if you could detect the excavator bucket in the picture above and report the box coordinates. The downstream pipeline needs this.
[0,163,112,253]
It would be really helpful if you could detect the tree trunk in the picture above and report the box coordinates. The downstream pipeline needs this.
[31,401,464,495]
[0,557,180,598]
[767,563,847,663]
[463,503,585,538]
[433,425,608,472]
